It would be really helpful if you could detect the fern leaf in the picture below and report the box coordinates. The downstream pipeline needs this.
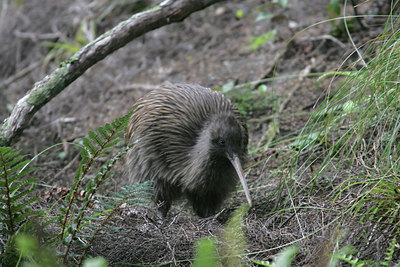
[4,162,34,185]
[381,234,397,266]
[11,198,39,213]
[8,178,37,195]
[3,155,25,169]
[97,126,111,140]
[9,167,37,183]
[0,147,20,162]
[0,207,8,215]
[0,151,39,236]
[104,123,114,134]
[83,137,97,156]
[111,120,125,130]
[12,209,42,225]
[89,130,105,147]
[104,139,123,149]
[9,186,36,203]
[0,228,13,235]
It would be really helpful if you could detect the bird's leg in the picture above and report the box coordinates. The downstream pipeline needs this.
[154,179,180,218]
[187,191,220,218]
[156,200,170,219]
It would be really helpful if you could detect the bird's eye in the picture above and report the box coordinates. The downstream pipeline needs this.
[217,138,225,147]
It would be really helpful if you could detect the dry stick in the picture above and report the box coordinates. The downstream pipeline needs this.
[0,0,224,146]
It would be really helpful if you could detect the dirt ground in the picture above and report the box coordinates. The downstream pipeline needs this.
[0,0,395,266]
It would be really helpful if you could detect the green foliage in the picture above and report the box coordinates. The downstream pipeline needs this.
[14,233,59,267]
[285,13,400,267]
[193,238,218,267]
[326,0,356,38]
[55,109,152,264]
[0,147,41,236]
[42,18,96,67]
[270,246,298,267]
[219,204,249,266]
[192,204,250,266]
[245,30,277,50]
[380,233,398,266]
[1,109,151,266]
[272,0,288,9]
[255,12,275,22]
[330,253,373,267]
[325,230,374,267]
[252,246,298,267]
[236,9,244,19]
[327,0,340,19]
[221,82,277,118]
[83,257,108,267]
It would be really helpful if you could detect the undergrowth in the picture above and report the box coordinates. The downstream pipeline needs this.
[0,109,151,266]
[285,5,400,265]
[3,1,400,266]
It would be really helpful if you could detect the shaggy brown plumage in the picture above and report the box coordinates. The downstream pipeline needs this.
[126,83,251,217]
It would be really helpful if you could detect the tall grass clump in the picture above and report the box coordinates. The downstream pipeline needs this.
[286,11,400,263]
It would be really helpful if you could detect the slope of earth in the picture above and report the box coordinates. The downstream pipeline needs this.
[0,0,391,265]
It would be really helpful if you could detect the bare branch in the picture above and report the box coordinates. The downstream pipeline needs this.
[0,0,224,146]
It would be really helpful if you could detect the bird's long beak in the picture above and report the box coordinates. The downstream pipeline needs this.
[228,154,252,207]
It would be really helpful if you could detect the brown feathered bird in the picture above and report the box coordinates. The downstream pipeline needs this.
[126,83,251,217]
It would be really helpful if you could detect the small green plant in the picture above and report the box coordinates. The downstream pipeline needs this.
[43,18,96,67]
[192,204,250,266]
[14,232,59,267]
[380,232,398,266]
[245,30,277,51]
[219,204,249,266]
[326,0,356,38]
[220,81,277,118]
[327,0,340,19]
[236,9,244,19]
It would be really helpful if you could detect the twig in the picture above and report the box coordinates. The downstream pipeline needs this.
[304,34,347,49]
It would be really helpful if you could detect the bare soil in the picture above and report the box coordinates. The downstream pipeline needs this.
[0,0,395,266]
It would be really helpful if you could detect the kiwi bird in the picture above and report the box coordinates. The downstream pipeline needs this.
[126,83,251,218]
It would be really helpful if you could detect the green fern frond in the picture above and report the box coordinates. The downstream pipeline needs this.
[82,137,97,156]
[0,147,40,236]
[59,110,136,263]
[380,233,397,266]
[88,130,105,147]
[77,181,151,265]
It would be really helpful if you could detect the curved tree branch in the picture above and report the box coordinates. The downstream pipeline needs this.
[0,0,224,146]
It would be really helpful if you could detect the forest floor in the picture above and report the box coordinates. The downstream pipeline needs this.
[0,0,395,266]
